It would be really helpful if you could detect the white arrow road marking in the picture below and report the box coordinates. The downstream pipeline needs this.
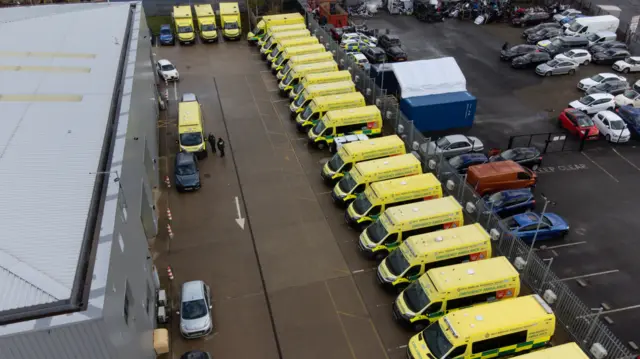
[235,196,245,230]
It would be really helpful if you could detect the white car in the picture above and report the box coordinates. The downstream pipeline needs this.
[350,52,370,71]
[614,90,640,108]
[427,134,484,158]
[569,93,615,114]
[341,33,377,46]
[553,8,581,22]
[555,49,592,66]
[612,56,640,73]
[156,59,179,81]
[577,73,625,91]
[592,110,631,143]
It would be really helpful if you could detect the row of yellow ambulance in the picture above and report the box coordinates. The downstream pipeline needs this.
[171,3,241,44]
[253,14,385,150]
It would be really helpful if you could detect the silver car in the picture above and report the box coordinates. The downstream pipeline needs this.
[178,280,213,339]
[427,134,484,158]
[536,59,579,76]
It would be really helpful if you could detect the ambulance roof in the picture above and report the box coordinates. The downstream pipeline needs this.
[384,196,461,223]
[369,173,440,198]
[510,343,588,359]
[339,135,403,157]
[427,257,517,291]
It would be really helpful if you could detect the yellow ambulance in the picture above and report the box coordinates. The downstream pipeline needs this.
[267,36,319,63]
[248,13,305,45]
[260,29,310,58]
[279,62,340,96]
[511,343,588,359]
[194,4,218,42]
[258,23,307,47]
[271,43,326,73]
[295,92,366,133]
[276,51,334,80]
[178,94,206,158]
[290,70,353,100]
[291,81,356,119]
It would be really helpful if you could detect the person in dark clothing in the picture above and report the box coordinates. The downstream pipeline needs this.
[207,133,216,153]
[502,41,509,51]
[217,137,225,157]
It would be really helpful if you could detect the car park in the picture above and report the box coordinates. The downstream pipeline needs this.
[349,52,370,70]
[504,212,570,242]
[447,153,489,174]
[500,44,538,61]
[361,46,387,64]
[427,134,484,158]
[484,189,536,217]
[385,46,408,62]
[569,93,615,114]
[553,8,581,23]
[577,72,625,91]
[592,49,632,65]
[588,41,628,54]
[592,110,631,142]
[159,24,175,45]
[554,49,591,65]
[489,147,543,170]
[178,280,213,338]
[378,34,402,50]
[616,105,640,135]
[557,108,600,139]
[612,56,640,73]
[527,27,563,44]
[585,79,628,96]
[535,59,579,76]
[512,51,551,69]
[522,22,561,38]
[174,152,201,192]
[156,59,180,81]
[511,11,551,27]
[614,89,640,108]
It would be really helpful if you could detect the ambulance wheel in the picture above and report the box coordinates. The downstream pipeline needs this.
[316,141,327,150]
[374,250,388,261]
[412,321,427,332]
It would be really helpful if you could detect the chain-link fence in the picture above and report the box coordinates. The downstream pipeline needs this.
[296,2,635,357]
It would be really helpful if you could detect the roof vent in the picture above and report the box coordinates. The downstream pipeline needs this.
[467,269,475,275]
[476,315,484,321]
[383,161,389,165]
[401,181,407,185]
[412,208,419,212]
[434,236,444,242]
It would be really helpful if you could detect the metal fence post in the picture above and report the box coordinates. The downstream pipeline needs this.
[538,257,554,291]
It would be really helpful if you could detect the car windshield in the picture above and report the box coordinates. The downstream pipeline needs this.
[352,194,373,215]
[575,115,594,127]
[579,96,594,105]
[591,74,604,82]
[436,137,450,148]
[547,59,560,67]
[202,24,216,31]
[311,120,326,135]
[300,104,315,120]
[176,162,196,176]
[327,153,345,171]
[623,90,639,99]
[587,33,599,41]
[610,120,626,130]
[487,191,506,207]
[403,281,431,312]
[180,133,203,146]
[178,26,193,33]
[161,64,175,71]
[448,156,464,168]
[605,50,616,56]
[263,38,274,49]
[423,322,454,359]
[568,22,582,32]
[565,50,576,57]
[561,9,573,16]
[160,28,171,35]
[271,47,282,58]
[292,82,304,94]
[338,172,357,193]
[541,215,553,227]
[365,220,388,243]
[281,63,292,75]
[181,299,207,320]
[274,54,286,66]
[499,149,517,160]
[224,22,239,30]
[386,249,410,276]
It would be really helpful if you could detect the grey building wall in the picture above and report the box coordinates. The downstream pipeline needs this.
[113,0,247,17]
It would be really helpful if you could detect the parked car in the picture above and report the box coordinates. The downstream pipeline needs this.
[612,56,640,73]
[330,26,355,41]
[592,49,632,65]
[484,189,536,217]
[341,32,377,46]
[522,22,561,38]
[512,11,551,27]
[614,89,640,108]
[616,105,640,135]
[341,40,371,52]
[427,134,484,158]
[361,46,387,64]
[535,59,579,76]
[512,51,551,69]
[592,110,631,142]
[557,108,600,140]
[378,34,402,50]
[174,152,201,192]
[159,24,175,45]
[504,212,570,242]
[588,41,628,54]
[385,46,408,62]
[559,13,586,25]
[585,79,629,96]
[349,52,370,70]
[569,93,615,114]
[156,59,180,81]
[447,153,489,174]
[178,280,213,338]
[554,49,592,65]
[489,147,543,171]
[527,27,563,44]
[553,8,581,23]
[577,73,626,91]
[500,44,538,61]
[180,351,212,359]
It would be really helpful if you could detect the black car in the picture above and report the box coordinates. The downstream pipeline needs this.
[522,22,561,38]
[174,152,201,192]
[181,351,211,359]
[512,11,551,27]
[512,51,551,69]
[586,79,629,96]
[526,27,563,44]
[361,46,387,64]
[386,46,408,62]
[378,34,402,50]
[592,49,632,65]
[448,153,489,174]
[489,147,543,170]
[588,41,628,54]
[500,44,538,61]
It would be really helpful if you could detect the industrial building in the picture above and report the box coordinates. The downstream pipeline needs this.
[0,2,161,358]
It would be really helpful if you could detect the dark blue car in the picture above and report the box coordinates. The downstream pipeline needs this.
[483,189,536,217]
[448,153,489,174]
[504,212,569,242]
[175,152,201,192]
[616,105,640,135]
[159,24,175,46]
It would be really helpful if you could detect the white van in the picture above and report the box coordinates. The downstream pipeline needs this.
[587,31,617,46]
[565,15,620,36]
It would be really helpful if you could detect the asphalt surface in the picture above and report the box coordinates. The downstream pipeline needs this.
[363,13,640,349]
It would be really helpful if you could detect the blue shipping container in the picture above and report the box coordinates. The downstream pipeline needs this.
[400,91,477,133]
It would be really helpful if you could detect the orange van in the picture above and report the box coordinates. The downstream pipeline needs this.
[466,160,537,196]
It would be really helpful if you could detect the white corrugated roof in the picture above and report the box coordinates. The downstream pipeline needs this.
[0,3,131,312]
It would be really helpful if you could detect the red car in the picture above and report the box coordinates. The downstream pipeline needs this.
[558,108,599,140]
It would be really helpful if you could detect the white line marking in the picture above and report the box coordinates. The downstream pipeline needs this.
[317,191,332,195]
[351,267,376,274]
[612,147,640,172]
[537,241,587,251]
[388,345,408,352]
[581,152,619,182]
[173,81,178,101]
[260,70,272,73]
[555,269,619,282]
[375,302,393,307]
[271,99,289,103]
[352,269,365,274]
